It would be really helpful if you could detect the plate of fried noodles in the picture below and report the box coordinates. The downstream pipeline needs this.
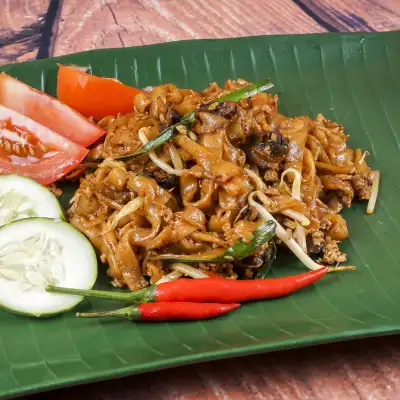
[2,31,399,399]
[68,78,378,291]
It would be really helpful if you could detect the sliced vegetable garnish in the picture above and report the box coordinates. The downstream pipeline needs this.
[210,79,273,103]
[0,175,64,227]
[47,265,354,306]
[57,65,142,121]
[76,302,240,321]
[0,72,105,147]
[0,105,88,184]
[0,218,97,317]
[153,221,276,263]
[116,79,274,160]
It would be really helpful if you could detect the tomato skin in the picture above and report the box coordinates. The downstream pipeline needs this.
[0,72,105,147]
[57,65,142,120]
[0,105,88,185]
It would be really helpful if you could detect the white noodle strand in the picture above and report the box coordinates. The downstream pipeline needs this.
[249,191,323,271]
[244,168,266,191]
[279,168,302,201]
[138,129,184,176]
[170,263,209,279]
[281,209,310,227]
[102,197,144,234]
[367,171,380,214]
[156,270,183,284]
[168,144,184,170]
[293,224,308,252]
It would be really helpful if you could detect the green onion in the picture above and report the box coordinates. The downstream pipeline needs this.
[116,79,273,161]
[210,79,273,103]
[154,220,276,263]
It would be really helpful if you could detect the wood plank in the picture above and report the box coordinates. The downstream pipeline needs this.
[4,2,400,400]
[52,0,326,56]
[295,0,400,32]
[0,0,50,64]
[26,336,400,400]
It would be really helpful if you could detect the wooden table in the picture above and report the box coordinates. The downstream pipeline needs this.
[2,1,400,399]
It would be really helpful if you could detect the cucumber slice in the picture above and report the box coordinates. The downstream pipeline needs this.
[0,218,97,317]
[0,174,64,227]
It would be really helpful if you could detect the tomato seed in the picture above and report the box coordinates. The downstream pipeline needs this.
[13,144,20,155]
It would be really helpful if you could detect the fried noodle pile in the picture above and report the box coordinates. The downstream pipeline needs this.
[68,79,378,291]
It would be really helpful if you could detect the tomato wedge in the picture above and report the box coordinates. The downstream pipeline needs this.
[0,72,105,148]
[57,64,142,121]
[0,105,88,184]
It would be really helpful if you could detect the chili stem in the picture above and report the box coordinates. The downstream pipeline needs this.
[327,266,356,272]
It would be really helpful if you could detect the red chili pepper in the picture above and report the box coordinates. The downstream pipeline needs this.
[48,266,332,304]
[77,302,240,321]
[151,267,329,303]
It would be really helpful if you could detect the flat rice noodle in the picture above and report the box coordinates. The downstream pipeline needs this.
[171,214,200,242]
[144,226,173,250]
[315,162,355,174]
[115,233,148,290]
[306,135,330,163]
[221,174,253,197]
[181,205,207,230]
[353,148,370,174]
[128,174,171,204]
[208,210,233,233]
[99,225,123,283]
[199,131,224,158]
[222,132,246,165]
[315,200,349,240]
[218,189,237,211]
[180,172,216,210]
[128,203,162,245]
[280,116,310,174]
[301,149,322,204]
[179,237,208,252]
[328,147,354,167]
[311,120,330,150]
[320,175,354,206]
[191,232,228,248]
[225,220,259,245]
[175,134,242,182]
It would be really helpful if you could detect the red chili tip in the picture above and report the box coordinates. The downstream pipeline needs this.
[226,304,241,310]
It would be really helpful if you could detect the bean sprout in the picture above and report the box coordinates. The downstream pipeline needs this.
[170,263,209,279]
[367,171,380,214]
[279,168,302,201]
[249,191,324,271]
[156,270,183,284]
[138,129,184,176]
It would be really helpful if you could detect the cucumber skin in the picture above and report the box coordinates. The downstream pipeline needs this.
[0,298,85,318]
[0,218,98,318]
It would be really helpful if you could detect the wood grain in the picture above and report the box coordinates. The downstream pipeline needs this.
[52,0,326,57]
[295,0,400,32]
[4,1,400,399]
[25,336,400,400]
[0,0,49,64]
